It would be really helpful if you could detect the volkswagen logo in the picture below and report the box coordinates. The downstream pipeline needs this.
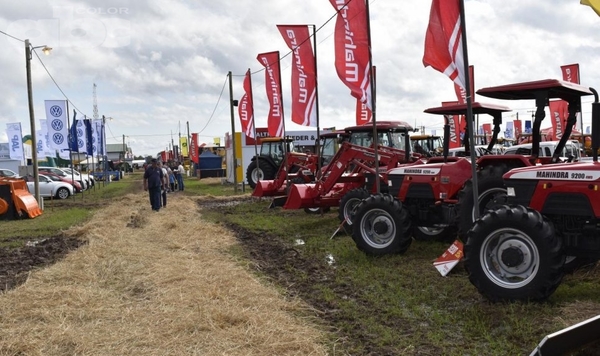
[51,119,63,131]
[50,105,63,117]
[78,139,84,148]
[77,128,84,137]
[53,133,64,144]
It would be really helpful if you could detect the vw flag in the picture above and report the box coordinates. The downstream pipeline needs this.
[45,100,69,150]
[6,122,24,161]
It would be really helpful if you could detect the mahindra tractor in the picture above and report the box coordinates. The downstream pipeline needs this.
[246,137,295,189]
[252,130,345,198]
[282,121,416,213]
[463,80,599,302]
[348,95,580,254]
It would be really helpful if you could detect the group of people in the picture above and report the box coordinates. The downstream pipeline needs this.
[143,159,186,212]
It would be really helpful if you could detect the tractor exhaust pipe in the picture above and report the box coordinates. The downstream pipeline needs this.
[591,88,599,163]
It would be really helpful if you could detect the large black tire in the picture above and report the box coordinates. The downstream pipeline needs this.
[56,187,70,200]
[464,205,564,302]
[412,226,457,243]
[246,160,277,189]
[338,188,370,227]
[456,164,510,240]
[351,194,413,256]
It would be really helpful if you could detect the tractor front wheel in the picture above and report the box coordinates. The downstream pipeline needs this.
[464,205,564,302]
[338,188,370,227]
[351,194,412,256]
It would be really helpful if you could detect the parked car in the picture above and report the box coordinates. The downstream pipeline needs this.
[503,140,581,161]
[0,168,19,178]
[38,166,88,190]
[42,172,83,193]
[62,167,95,188]
[23,174,74,199]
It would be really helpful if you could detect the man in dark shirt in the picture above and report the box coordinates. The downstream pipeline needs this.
[143,159,164,211]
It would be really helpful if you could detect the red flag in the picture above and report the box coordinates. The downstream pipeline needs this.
[513,120,523,141]
[238,69,255,139]
[561,63,580,84]
[257,51,285,137]
[453,65,474,104]
[423,0,465,90]
[277,25,317,127]
[549,100,568,140]
[356,99,372,125]
[190,133,199,164]
[482,123,492,141]
[329,0,372,108]
[441,101,461,147]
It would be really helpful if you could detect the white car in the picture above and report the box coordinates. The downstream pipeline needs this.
[25,174,74,199]
[503,140,581,161]
[38,166,88,190]
[62,168,94,188]
[0,168,19,178]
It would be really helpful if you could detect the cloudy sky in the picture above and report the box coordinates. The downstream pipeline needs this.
[0,0,599,157]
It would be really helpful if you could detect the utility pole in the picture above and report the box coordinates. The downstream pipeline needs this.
[228,71,238,193]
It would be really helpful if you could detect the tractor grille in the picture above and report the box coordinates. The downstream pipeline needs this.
[506,179,536,207]
[542,193,593,216]
[388,175,404,197]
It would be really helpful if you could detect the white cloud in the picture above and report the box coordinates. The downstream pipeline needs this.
[0,0,600,156]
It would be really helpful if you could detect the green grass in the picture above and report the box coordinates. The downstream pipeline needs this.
[197,184,600,355]
[5,176,600,354]
[0,173,137,245]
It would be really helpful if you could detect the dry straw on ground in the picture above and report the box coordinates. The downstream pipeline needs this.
[0,192,328,355]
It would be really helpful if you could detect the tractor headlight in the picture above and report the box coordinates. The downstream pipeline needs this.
[507,187,516,197]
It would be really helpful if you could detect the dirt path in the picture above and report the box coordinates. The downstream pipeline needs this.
[0,192,328,355]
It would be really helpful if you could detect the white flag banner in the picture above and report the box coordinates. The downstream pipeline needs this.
[23,141,32,160]
[36,130,45,159]
[76,119,87,154]
[45,100,69,150]
[6,122,24,161]
[39,119,54,157]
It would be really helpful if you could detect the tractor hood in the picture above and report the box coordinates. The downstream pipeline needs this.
[503,161,600,182]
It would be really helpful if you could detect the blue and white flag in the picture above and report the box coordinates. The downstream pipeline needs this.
[6,122,24,161]
[505,121,514,139]
[45,100,69,150]
[91,120,100,156]
[84,119,93,156]
[76,119,87,154]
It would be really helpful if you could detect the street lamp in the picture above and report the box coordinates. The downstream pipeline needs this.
[25,39,52,204]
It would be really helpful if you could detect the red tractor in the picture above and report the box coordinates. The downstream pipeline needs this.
[252,130,345,198]
[281,121,416,212]
[463,80,598,302]
[348,95,574,254]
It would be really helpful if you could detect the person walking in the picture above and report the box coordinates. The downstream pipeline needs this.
[158,161,168,208]
[176,161,185,191]
[167,165,175,192]
[143,159,164,212]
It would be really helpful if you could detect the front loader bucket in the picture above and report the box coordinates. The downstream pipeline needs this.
[283,183,321,210]
[252,180,286,197]
[0,178,42,219]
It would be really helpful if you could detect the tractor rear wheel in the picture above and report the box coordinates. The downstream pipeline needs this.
[351,194,412,256]
[338,188,370,227]
[246,160,277,189]
[464,205,564,302]
[456,164,510,240]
